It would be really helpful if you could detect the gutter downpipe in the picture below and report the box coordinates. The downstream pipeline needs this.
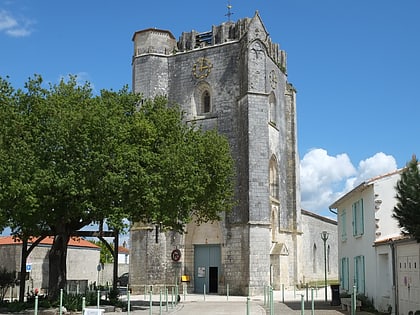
[390,240,398,315]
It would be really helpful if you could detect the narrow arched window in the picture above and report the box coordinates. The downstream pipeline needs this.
[269,92,277,126]
[269,157,279,200]
[313,244,317,273]
[203,91,211,113]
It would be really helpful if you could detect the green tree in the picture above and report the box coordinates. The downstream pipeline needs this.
[91,240,114,264]
[393,155,420,242]
[0,75,235,300]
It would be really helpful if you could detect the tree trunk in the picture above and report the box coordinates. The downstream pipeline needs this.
[19,239,28,302]
[48,233,69,300]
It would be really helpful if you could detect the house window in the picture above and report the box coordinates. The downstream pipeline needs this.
[340,209,347,241]
[340,257,349,291]
[352,199,364,237]
[313,244,317,273]
[202,90,211,113]
[269,157,279,200]
[354,255,365,294]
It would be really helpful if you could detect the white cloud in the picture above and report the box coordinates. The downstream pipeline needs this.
[0,9,33,37]
[0,9,17,30]
[300,149,397,214]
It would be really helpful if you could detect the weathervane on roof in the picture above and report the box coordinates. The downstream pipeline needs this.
[225,0,234,22]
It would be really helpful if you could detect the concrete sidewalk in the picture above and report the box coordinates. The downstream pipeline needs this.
[0,288,376,315]
[111,287,375,314]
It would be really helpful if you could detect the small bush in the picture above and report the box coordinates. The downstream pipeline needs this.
[357,294,376,312]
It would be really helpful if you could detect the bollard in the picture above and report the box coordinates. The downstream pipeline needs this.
[149,290,152,315]
[311,287,314,315]
[127,287,131,315]
[183,283,186,301]
[300,294,305,315]
[59,289,64,315]
[159,289,162,315]
[294,285,296,299]
[352,285,357,315]
[306,283,309,303]
[203,284,206,301]
[82,297,86,311]
[34,295,38,315]
[246,296,250,315]
[144,285,147,300]
[227,283,230,301]
[282,283,285,303]
[165,288,169,312]
[264,286,266,306]
[97,290,100,309]
[270,286,274,315]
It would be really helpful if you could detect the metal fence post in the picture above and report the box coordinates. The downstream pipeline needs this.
[352,285,357,315]
[59,289,63,315]
[311,287,314,315]
[300,294,305,315]
[34,295,38,315]
[227,283,229,301]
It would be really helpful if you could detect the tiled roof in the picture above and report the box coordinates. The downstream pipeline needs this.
[0,235,99,249]
[118,245,129,254]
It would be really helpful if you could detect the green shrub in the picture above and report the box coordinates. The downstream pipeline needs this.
[357,294,376,312]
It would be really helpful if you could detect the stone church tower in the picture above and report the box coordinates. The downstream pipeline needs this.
[129,12,302,296]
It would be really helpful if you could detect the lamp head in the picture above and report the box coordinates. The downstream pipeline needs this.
[321,230,329,241]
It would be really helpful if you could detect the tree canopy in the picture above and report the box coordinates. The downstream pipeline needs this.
[393,155,420,242]
[0,75,235,298]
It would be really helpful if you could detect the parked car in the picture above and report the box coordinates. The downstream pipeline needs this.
[117,272,129,287]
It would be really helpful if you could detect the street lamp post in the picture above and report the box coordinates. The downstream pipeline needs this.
[321,230,329,302]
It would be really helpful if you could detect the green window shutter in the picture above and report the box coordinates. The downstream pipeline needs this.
[354,256,358,290]
[341,257,349,291]
[353,255,365,294]
[360,255,365,294]
[341,210,347,241]
[346,257,349,290]
[352,203,357,236]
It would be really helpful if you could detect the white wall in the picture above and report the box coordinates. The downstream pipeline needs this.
[396,240,420,314]
[334,171,403,313]
[300,210,338,284]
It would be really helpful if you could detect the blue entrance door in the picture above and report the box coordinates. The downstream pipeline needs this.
[194,244,221,293]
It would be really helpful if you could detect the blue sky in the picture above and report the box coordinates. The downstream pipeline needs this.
[1,0,419,219]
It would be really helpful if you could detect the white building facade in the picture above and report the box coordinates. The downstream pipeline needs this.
[330,170,402,314]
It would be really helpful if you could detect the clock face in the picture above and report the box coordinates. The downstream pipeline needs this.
[192,57,213,79]
[269,70,277,89]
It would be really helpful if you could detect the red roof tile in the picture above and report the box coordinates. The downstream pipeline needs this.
[0,235,99,249]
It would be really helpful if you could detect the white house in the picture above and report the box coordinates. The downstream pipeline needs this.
[375,236,420,315]
[118,242,129,265]
[0,236,100,298]
[329,170,402,314]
